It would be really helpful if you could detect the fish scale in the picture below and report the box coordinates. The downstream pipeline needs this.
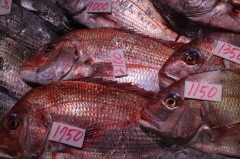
[0,36,32,99]
[57,0,192,43]
[0,81,166,158]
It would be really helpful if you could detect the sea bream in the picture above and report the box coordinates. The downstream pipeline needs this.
[140,70,240,157]
[21,28,178,97]
[0,81,165,159]
[57,0,192,43]
[158,32,240,88]
[166,0,240,33]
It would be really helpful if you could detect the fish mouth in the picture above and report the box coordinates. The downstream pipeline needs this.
[139,108,160,133]
[158,73,176,89]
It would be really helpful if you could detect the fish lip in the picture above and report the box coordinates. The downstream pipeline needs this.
[158,73,176,89]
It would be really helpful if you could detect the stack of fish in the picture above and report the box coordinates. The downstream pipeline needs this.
[1,0,240,158]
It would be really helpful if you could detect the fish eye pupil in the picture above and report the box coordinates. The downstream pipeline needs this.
[187,56,195,62]
[167,99,175,105]
[10,120,16,127]
[45,46,52,51]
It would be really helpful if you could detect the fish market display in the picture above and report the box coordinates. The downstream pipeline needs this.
[0,36,32,99]
[21,28,177,97]
[57,0,192,43]
[140,70,240,157]
[14,0,81,33]
[158,32,240,88]
[150,0,215,38]
[166,0,240,33]
[0,92,17,121]
[0,81,165,159]
[0,3,58,51]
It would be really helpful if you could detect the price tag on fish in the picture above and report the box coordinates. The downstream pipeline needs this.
[184,81,222,102]
[87,0,112,13]
[110,49,128,77]
[49,122,86,148]
[214,41,240,64]
[0,0,12,15]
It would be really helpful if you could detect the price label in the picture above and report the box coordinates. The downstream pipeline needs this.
[49,122,86,148]
[87,0,112,13]
[184,81,222,101]
[0,0,12,15]
[110,49,128,77]
[214,41,240,64]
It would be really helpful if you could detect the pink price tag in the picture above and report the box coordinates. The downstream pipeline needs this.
[49,122,86,148]
[0,0,12,15]
[87,0,112,13]
[214,41,240,64]
[110,49,128,77]
[184,81,222,102]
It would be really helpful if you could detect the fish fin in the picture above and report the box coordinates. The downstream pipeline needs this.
[188,123,240,157]
[80,78,155,98]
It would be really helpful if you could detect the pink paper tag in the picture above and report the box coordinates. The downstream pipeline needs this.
[87,0,112,13]
[184,81,222,102]
[214,41,240,64]
[110,49,128,77]
[49,122,86,148]
[0,0,12,15]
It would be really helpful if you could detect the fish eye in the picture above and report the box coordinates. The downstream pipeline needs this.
[7,114,20,130]
[182,51,200,65]
[163,93,181,108]
[44,43,55,52]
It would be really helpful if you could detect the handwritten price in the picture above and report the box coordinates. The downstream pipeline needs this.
[0,0,11,15]
[49,122,86,148]
[87,0,112,13]
[110,49,128,77]
[184,81,222,101]
[214,41,240,64]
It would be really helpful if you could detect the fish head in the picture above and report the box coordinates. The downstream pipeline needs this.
[21,34,96,85]
[140,78,203,144]
[166,0,218,16]
[0,97,49,158]
[158,34,225,88]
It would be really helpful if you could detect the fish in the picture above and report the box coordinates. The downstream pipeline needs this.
[14,0,82,34]
[56,0,193,43]
[0,92,17,121]
[158,32,240,88]
[21,28,178,97]
[150,0,216,38]
[166,0,240,33]
[0,3,58,51]
[140,70,240,157]
[0,81,165,159]
[0,36,32,99]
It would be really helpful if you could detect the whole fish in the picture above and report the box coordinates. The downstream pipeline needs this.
[21,28,178,97]
[0,3,58,51]
[0,81,165,159]
[158,32,240,88]
[0,92,17,121]
[0,36,32,99]
[14,0,81,33]
[166,0,240,33]
[140,70,240,157]
[150,0,215,38]
[57,0,192,43]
